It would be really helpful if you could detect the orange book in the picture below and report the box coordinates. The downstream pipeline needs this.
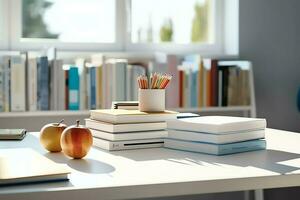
[198,60,204,107]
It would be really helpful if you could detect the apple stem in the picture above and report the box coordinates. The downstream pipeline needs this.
[58,119,64,126]
[76,120,80,127]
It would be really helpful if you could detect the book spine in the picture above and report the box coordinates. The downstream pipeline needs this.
[76,58,86,110]
[179,70,184,107]
[210,59,218,106]
[49,60,56,110]
[218,70,223,107]
[28,59,38,111]
[68,67,79,110]
[65,70,69,110]
[37,56,49,111]
[0,64,4,112]
[191,71,198,107]
[96,66,102,109]
[126,65,132,101]
[10,56,26,111]
[114,62,127,101]
[56,60,65,110]
[3,57,10,112]
[198,60,204,107]
[90,67,96,109]
[166,55,180,108]
[221,67,229,106]
[206,69,212,107]
[86,67,91,109]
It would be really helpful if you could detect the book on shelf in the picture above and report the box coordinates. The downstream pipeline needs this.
[90,109,178,124]
[37,56,49,111]
[150,54,252,109]
[27,58,38,111]
[0,51,253,112]
[167,129,265,144]
[91,129,167,141]
[93,137,164,151]
[68,66,79,110]
[85,118,166,133]
[0,148,70,185]
[164,138,266,156]
[10,56,26,112]
[167,116,266,134]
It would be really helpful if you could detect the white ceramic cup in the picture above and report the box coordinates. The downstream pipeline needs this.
[138,89,165,112]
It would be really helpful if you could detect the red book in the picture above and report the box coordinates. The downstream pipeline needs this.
[210,59,219,106]
[179,70,184,107]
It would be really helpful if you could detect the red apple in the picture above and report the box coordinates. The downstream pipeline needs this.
[40,119,67,152]
[61,120,93,159]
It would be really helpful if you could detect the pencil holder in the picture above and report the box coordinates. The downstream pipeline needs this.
[138,89,165,112]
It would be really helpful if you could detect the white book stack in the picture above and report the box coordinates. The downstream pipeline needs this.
[86,109,177,151]
[165,116,267,155]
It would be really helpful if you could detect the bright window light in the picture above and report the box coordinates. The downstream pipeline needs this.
[131,0,214,44]
[22,0,116,43]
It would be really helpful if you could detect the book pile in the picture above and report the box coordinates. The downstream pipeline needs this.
[164,116,267,155]
[86,109,178,151]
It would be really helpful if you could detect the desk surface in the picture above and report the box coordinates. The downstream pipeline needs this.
[1,129,300,200]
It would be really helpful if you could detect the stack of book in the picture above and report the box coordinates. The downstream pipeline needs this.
[86,109,178,151]
[164,116,267,155]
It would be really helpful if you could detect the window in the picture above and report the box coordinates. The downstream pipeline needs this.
[22,0,116,43]
[0,0,9,49]
[2,0,239,54]
[131,0,213,44]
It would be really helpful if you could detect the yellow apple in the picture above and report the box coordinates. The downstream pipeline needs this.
[40,120,67,152]
[61,120,93,159]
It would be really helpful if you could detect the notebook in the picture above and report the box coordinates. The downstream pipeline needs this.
[0,148,70,185]
[168,129,265,144]
[90,109,178,124]
[0,129,27,140]
[93,137,164,151]
[91,129,167,141]
[85,119,167,133]
[167,116,267,134]
[164,138,266,155]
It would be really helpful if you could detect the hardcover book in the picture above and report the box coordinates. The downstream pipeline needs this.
[91,129,167,141]
[90,109,178,124]
[85,118,166,133]
[164,138,266,155]
[167,116,266,134]
[37,56,49,110]
[68,66,79,110]
[0,148,70,185]
[168,129,265,144]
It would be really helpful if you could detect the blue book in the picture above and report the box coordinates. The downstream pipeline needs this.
[90,67,96,109]
[68,67,79,110]
[164,139,266,155]
[37,56,49,110]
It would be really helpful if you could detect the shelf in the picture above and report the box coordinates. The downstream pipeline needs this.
[0,106,252,118]
[173,106,252,113]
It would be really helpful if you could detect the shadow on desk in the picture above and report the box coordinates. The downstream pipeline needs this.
[44,153,115,174]
[111,148,300,174]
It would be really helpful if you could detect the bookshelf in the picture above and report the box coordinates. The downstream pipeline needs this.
[0,51,256,131]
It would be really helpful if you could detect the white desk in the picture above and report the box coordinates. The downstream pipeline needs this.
[1,128,300,200]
